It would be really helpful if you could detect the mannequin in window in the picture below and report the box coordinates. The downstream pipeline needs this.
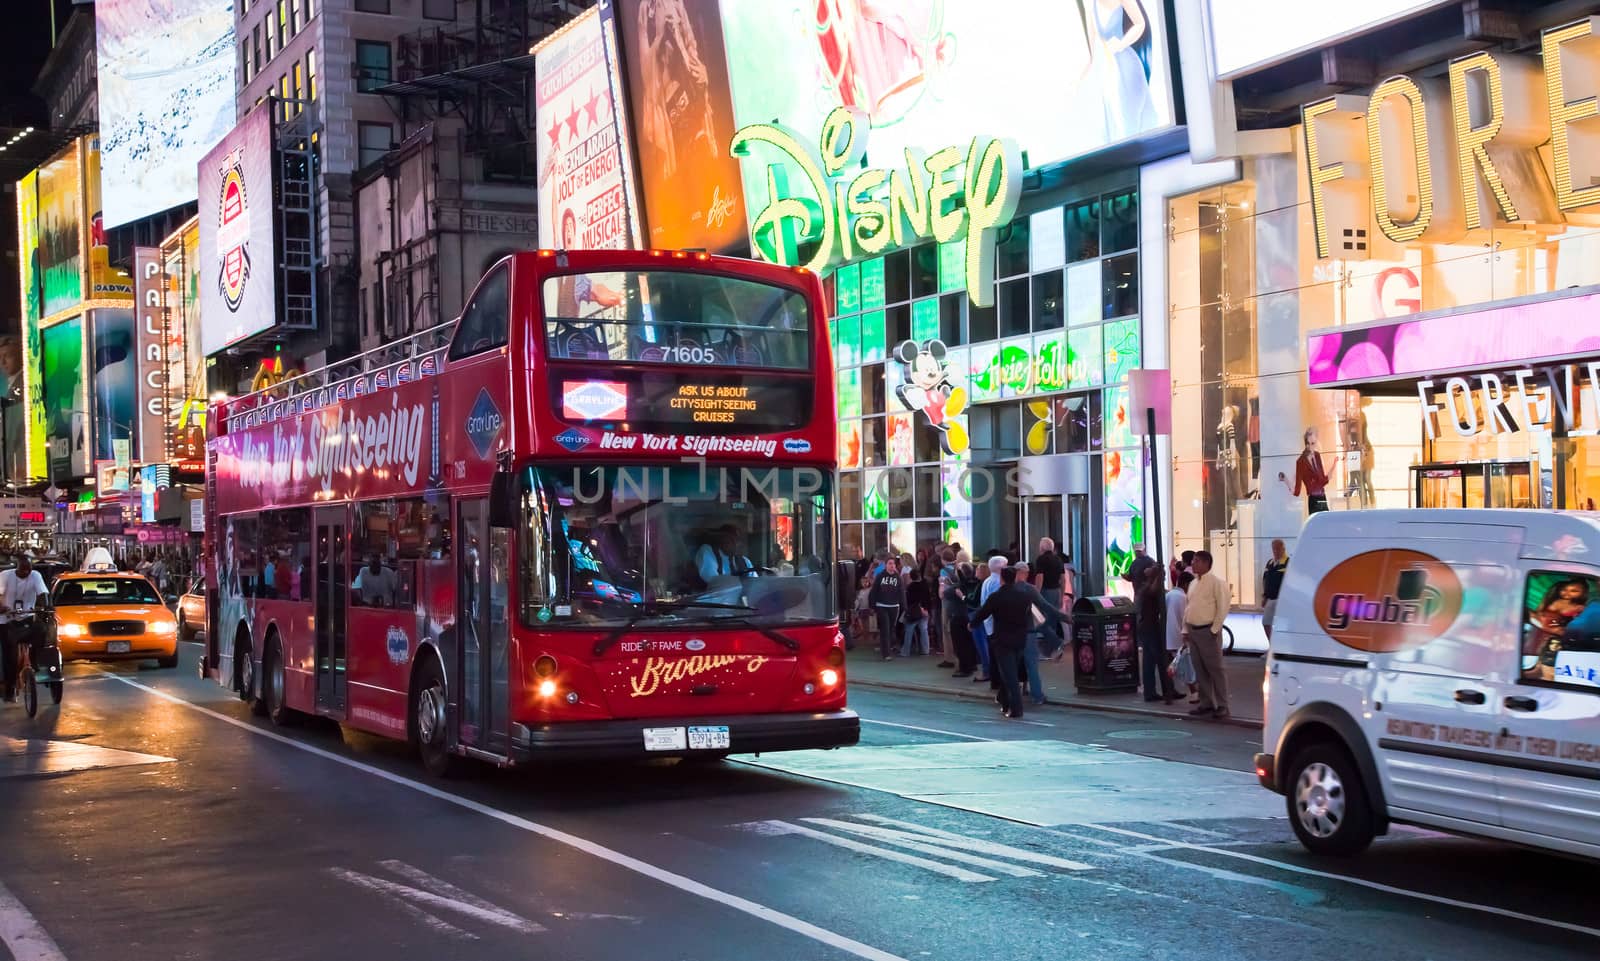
[1279,428,1331,514]
[1216,404,1243,524]
[1343,415,1374,509]
[1247,396,1261,496]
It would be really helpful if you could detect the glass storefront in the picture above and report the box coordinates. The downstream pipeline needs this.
[831,185,1145,591]
[1169,132,1600,607]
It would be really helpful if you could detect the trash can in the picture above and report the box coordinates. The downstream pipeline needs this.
[1071,595,1138,693]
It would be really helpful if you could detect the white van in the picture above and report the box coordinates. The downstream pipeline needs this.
[1257,509,1600,857]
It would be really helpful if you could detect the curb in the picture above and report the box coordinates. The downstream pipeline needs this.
[850,675,1264,730]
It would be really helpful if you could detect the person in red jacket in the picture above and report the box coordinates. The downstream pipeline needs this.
[1279,428,1331,514]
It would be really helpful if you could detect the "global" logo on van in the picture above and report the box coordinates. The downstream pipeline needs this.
[1311,549,1464,653]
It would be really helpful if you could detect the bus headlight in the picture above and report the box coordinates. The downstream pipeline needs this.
[538,679,558,698]
[533,655,558,678]
[820,669,840,687]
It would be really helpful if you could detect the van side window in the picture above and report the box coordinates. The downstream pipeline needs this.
[1522,571,1600,691]
[449,265,509,359]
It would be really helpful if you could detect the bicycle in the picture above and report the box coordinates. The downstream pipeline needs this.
[1222,624,1236,653]
[7,608,61,718]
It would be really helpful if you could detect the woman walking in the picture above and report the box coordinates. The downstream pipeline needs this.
[1138,565,1175,703]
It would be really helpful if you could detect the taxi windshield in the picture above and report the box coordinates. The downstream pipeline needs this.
[53,578,161,606]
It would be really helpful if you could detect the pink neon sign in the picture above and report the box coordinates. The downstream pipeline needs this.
[1308,291,1600,387]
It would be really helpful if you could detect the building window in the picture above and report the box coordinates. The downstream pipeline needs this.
[424,0,456,19]
[240,43,251,85]
[358,122,393,168]
[277,0,287,47]
[306,48,317,101]
[292,61,304,107]
[252,24,262,76]
[354,0,391,12]
[265,15,275,60]
[356,40,391,93]
[289,0,300,32]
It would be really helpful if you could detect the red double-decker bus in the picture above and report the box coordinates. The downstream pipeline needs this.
[203,250,855,774]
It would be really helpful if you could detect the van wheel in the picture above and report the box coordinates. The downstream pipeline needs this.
[1286,743,1375,856]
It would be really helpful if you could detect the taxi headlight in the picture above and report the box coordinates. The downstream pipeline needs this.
[151,620,178,635]
[58,623,85,639]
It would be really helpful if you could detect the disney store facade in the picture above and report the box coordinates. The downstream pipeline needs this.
[828,177,1149,593]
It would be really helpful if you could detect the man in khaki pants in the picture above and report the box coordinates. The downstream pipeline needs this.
[1182,550,1231,720]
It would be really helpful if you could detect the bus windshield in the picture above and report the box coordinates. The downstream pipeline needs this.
[521,465,834,628]
[542,270,810,370]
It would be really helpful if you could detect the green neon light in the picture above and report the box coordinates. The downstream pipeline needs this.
[731,107,1022,308]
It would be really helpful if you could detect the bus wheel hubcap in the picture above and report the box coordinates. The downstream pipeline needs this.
[418,685,445,744]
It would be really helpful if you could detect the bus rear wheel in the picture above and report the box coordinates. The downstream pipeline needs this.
[411,657,458,778]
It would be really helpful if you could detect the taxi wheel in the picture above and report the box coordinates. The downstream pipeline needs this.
[157,649,179,669]
[1286,742,1375,856]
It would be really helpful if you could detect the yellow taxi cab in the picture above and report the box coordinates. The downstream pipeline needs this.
[52,569,180,668]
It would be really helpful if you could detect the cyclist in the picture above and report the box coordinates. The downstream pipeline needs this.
[0,554,48,702]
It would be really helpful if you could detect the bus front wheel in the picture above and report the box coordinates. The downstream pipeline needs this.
[411,657,459,778]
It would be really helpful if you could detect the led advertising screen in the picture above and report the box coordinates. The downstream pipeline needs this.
[37,144,84,319]
[1207,0,1453,79]
[85,137,133,301]
[42,318,88,480]
[91,309,137,463]
[17,170,47,479]
[615,0,748,255]
[720,0,1175,237]
[96,0,238,228]
[199,103,277,357]
[534,6,642,251]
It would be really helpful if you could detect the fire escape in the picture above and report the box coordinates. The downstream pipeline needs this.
[375,0,586,183]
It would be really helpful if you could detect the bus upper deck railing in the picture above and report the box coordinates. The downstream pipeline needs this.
[220,321,457,433]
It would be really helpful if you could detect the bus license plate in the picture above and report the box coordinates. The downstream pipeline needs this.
[688,726,730,751]
[643,727,687,751]
[106,641,131,654]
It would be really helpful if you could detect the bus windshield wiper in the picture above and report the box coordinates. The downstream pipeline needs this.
[699,612,802,652]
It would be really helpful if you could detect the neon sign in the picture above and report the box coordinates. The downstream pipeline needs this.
[731,107,1021,308]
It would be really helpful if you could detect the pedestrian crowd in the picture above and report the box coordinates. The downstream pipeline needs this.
[840,535,1293,723]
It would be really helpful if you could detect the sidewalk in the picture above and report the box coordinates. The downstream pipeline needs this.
[846,636,1266,728]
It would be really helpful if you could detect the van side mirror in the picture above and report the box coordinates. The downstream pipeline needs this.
[489,468,517,529]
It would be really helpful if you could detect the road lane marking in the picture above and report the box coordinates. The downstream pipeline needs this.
[329,864,544,937]
[104,674,910,961]
[1087,823,1600,940]
[859,718,993,741]
[742,820,996,882]
[0,881,67,961]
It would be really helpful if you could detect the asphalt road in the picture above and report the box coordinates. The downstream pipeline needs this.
[1,644,1596,961]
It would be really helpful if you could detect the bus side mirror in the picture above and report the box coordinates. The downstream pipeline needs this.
[490,469,517,529]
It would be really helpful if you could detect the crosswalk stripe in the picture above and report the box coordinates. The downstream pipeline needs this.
[853,814,1095,870]
[798,819,1046,878]
[754,820,997,882]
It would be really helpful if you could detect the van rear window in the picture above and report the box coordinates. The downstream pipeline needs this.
[1523,572,1600,690]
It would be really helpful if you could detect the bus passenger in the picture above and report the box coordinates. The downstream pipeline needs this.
[353,556,400,607]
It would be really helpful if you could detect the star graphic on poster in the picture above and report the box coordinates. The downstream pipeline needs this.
[584,87,606,128]
[565,103,582,141]
[547,115,563,147]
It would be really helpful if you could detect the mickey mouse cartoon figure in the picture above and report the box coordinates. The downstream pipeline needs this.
[894,338,969,455]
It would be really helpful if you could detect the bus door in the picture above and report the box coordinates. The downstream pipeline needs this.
[457,499,510,754]
[314,506,348,714]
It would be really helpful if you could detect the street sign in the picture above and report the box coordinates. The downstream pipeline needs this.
[1128,369,1172,435]
[43,486,62,502]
